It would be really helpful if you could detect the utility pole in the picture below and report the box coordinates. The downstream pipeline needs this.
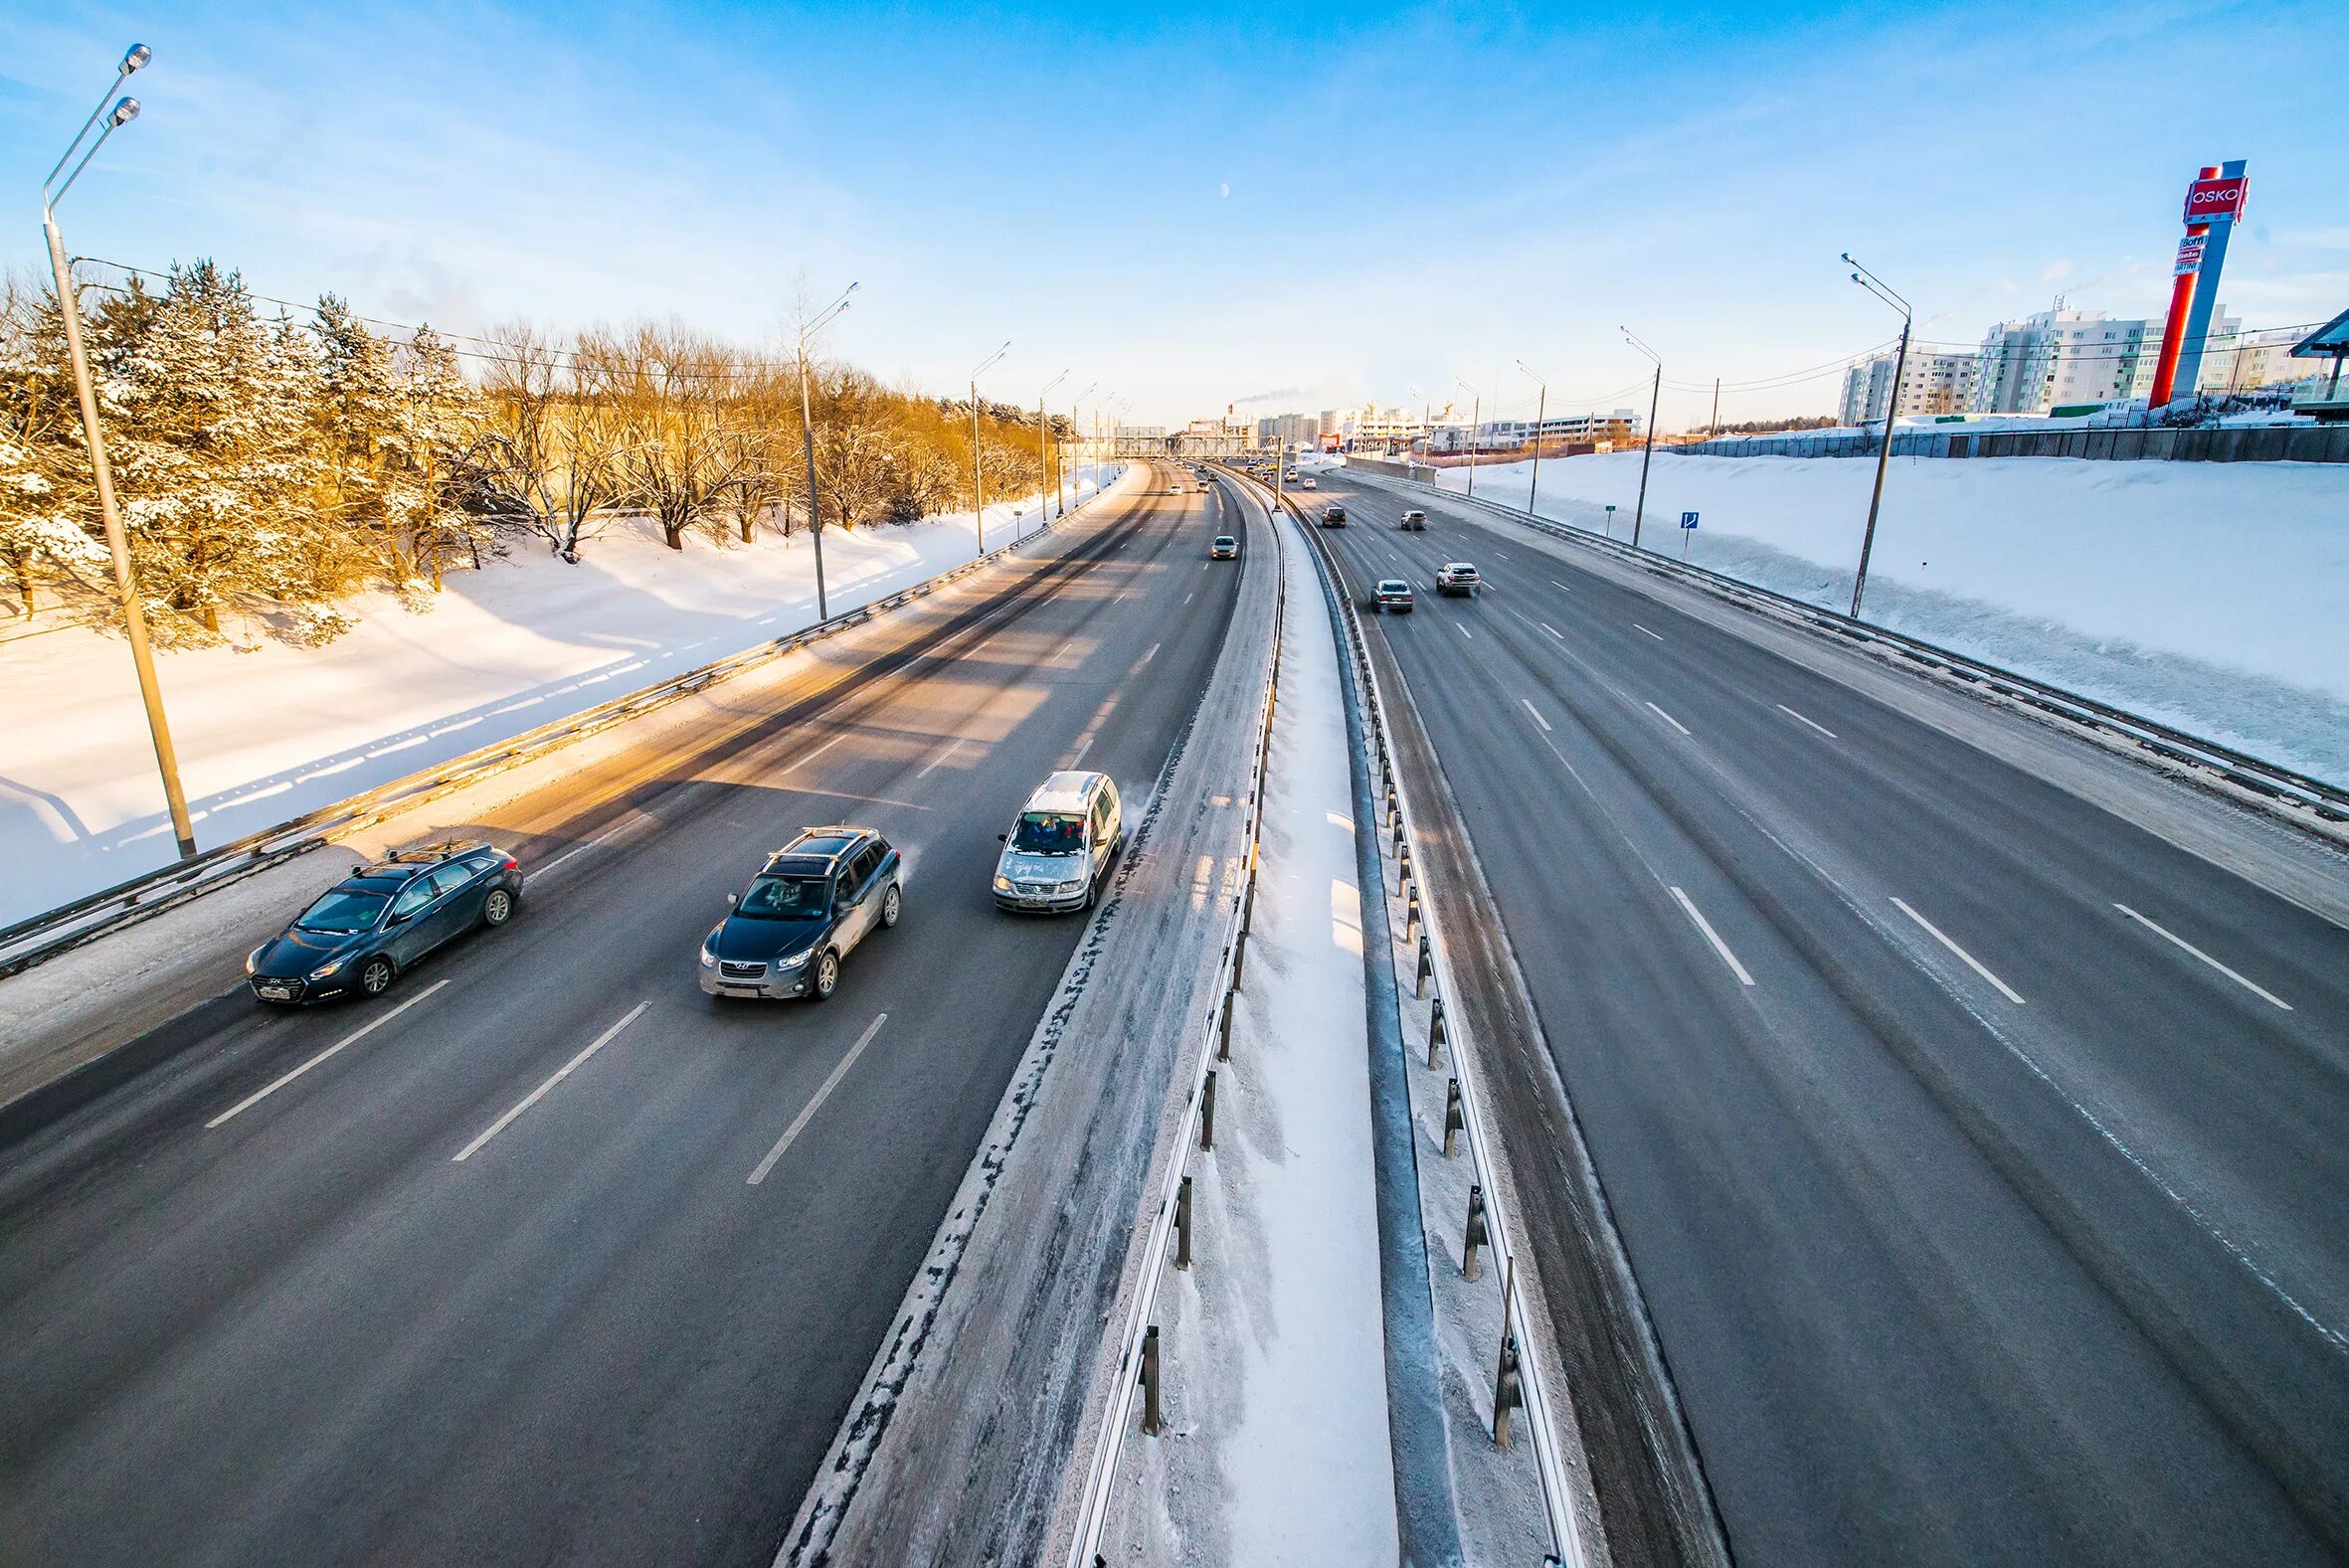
[1517,360,1544,518]
[1067,383,1095,517]
[1709,377,1721,442]
[1623,328,1662,550]
[797,282,858,621]
[1036,370,1068,535]
[43,45,195,859]
[1457,380,1482,500]
[969,340,1008,555]
[1842,253,1910,620]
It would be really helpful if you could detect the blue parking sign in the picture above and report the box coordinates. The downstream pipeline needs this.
[1680,511,1699,529]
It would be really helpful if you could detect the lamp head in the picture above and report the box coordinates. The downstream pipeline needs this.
[121,43,151,76]
[110,97,140,127]
[1840,251,1854,264]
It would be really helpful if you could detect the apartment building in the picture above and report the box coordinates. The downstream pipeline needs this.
[1839,349,1980,425]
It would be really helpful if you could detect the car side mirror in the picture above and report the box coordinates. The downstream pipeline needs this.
[996,833,1007,843]
[725,892,739,909]
[387,910,411,927]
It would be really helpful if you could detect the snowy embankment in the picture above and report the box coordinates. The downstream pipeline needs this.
[1425,452,2349,786]
[0,468,1126,929]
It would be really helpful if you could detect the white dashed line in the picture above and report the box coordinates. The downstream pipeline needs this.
[1456,623,1474,640]
[1645,701,1690,736]
[1670,887,1755,986]
[748,1013,889,1184]
[916,736,968,779]
[207,981,451,1129]
[1549,579,1572,593]
[1633,623,1664,641]
[2114,904,2292,1011]
[1538,622,1563,640]
[1892,899,2025,1004]
[452,1000,650,1162]
[1521,699,1552,733]
[1776,704,1838,739]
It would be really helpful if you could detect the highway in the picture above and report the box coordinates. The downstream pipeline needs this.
[1303,471,2349,1568]
[0,464,1250,1566]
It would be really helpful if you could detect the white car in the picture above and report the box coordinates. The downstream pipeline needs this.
[994,772,1125,913]
[1300,476,1318,490]
[1435,562,1482,598]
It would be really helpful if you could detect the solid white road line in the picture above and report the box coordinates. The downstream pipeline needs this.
[536,835,609,880]
[916,735,968,779]
[1645,701,1691,736]
[1670,887,1755,987]
[1538,621,1564,640]
[1634,622,1665,641]
[747,1012,889,1185]
[207,981,451,1129]
[1892,899,2026,1004]
[1776,703,1838,740]
[1521,698,1552,733]
[452,1000,650,1162]
[2114,904,2293,1011]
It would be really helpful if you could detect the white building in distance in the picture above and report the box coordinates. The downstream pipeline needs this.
[1840,350,1979,425]
[1963,301,2246,414]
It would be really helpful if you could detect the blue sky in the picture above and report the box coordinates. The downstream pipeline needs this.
[4,0,2344,431]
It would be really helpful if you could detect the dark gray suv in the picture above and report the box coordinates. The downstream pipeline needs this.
[700,826,903,1001]
[248,840,523,1004]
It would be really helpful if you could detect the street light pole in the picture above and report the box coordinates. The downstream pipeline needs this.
[1623,328,1662,551]
[1517,359,1545,518]
[1036,369,1067,535]
[796,281,858,622]
[1067,383,1095,516]
[969,340,1008,555]
[1457,380,1482,500]
[43,45,195,859]
[1842,252,1911,621]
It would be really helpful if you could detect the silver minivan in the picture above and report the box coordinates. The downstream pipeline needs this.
[993,771,1125,913]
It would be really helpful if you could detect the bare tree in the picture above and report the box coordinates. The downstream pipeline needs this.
[462,321,631,562]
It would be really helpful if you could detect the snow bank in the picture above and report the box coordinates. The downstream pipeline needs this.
[0,469,1126,928]
[1425,452,2349,785]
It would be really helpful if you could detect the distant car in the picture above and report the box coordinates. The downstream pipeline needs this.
[1374,579,1414,613]
[248,840,523,1004]
[1320,503,1347,527]
[1284,469,1300,481]
[1300,476,1319,489]
[1210,535,1239,559]
[701,826,902,1002]
[1435,562,1482,598]
[1399,509,1427,531]
[994,771,1125,913]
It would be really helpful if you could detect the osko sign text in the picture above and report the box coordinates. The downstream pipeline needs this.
[2183,177,2248,223]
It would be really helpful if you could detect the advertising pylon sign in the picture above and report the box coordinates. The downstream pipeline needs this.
[2148,159,2248,411]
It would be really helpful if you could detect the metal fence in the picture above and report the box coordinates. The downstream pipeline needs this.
[1670,423,2349,463]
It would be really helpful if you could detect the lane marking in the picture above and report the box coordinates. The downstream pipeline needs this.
[747,1012,889,1185]
[1892,899,2025,1004]
[452,1000,650,1162]
[916,735,968,779]
[1183,592,1195,605]
[1521,698,1552,733]
[1670,887,1755,986]
[207,981,451,1129]
[1633,622,1665,641]
[1645,701,1691,736]
[1549,579,1573,594]
[1455,623,1474,640]
[1139,641,1162,667]
[537,835,610,879]
[2114,904,2293,1011]
[1538,621,1563,640]
[787,730,851,775]
[1776,704,1838,740]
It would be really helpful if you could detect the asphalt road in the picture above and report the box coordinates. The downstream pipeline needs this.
[0,463,1250,1567]
[1305,472,2349,1568]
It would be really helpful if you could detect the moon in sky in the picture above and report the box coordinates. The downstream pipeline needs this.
[1218,182,1230,198]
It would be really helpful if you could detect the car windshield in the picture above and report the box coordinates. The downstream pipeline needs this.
[1011,811,1086,855]
[738,874,828,919]
[1381,581,1409,593]
[295,888,388,934]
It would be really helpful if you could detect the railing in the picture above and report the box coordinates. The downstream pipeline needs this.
[1065,466,1287,1565]
[1666,422,2349,462]
[0,483,1128,981]
[1349,470,2349,836]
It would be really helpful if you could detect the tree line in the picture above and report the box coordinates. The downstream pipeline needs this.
[1,261,1066,643]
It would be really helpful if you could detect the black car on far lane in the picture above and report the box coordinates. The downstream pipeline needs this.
[699,826,903,1002]
[248,840,523,1004]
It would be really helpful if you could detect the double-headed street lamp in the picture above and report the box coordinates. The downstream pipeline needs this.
[44,44,196,859]
[797,281,858,620]
[1516,359,1546,518]
[1622,327,1663,551]
[1842,251,1911,621]
[1036,370,1068,532]
[969,340,1009,554]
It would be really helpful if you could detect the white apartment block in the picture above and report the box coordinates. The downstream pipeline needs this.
[1840,351,1980,425]
[1964,301,2245,414]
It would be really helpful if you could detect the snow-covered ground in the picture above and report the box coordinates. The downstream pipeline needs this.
[1418,451,2349,785]
[0,468,1127,928]
[1099,513,1397,1565]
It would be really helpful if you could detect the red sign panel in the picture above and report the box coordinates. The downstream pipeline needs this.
[2183,176,2248,224]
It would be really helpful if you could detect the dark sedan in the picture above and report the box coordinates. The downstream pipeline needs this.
[699,825,903,1002]
[248,840,523,1003]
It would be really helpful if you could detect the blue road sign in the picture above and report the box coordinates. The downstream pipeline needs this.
[1680,511,1699,529]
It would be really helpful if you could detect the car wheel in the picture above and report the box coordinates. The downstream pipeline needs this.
[358,956,396,998]
[811,950,840,1001]
[880,884,902,929]
[483,888,515,927]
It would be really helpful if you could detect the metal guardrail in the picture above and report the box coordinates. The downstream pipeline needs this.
[0,484,1127,981]
[1261,464,1588,1567]
[1065,467,1287,1566]
[1349,469,2349,835]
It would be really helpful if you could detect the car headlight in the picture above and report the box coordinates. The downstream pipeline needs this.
[1057,877,1089,893]
[777,950,811,970]
[993,875,1014,894]
[309,957,345,979]
[699,940,718,968]
[247,946,266,975]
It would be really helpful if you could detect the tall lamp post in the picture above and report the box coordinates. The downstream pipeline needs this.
[1622,328,1662,551]
[1035,370,1067,534]
[1456,379,1482,500]
[43,45,196,859]
[1842,252,1910,621]
[797,281,857,620]
[1516,359,1546,518]
[1066,383,1096,515]
[969,340,1008,554]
